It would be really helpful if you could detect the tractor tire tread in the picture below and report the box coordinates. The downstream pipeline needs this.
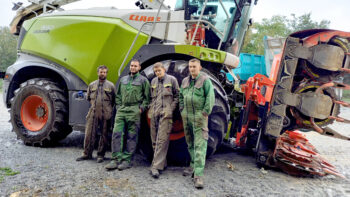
[10,78,72,146]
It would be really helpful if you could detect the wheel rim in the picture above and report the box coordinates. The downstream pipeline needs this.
[20,95,49,132]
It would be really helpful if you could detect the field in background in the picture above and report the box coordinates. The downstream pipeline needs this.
[343,89,350,102]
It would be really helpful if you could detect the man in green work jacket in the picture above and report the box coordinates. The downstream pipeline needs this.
[105,59,150,171]
[179,58,215,189]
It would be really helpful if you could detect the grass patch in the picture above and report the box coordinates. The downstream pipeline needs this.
[0,79,3,92]
[343,97,350,103]
[342,90,350,102]
[0,167,20,183]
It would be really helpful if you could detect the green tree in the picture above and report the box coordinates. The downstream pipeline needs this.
[0,26,18,71]
[242,15,288,55]
[241,13,330,55]
[287,13,330,34]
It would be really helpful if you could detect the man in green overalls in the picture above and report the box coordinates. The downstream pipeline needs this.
[105,59,150,171]
[179,58,215,189]
[76,65,116,163]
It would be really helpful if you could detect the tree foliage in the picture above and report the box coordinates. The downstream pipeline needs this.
[241,13,330,55]
[287,13,330,34]
[0,26,18,71]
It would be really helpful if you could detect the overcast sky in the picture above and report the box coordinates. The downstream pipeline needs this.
[1,0,349,31]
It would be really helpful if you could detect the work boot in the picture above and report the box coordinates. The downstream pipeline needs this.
[194,176,204,189]
[76,155,92,161]
[150,169,160,179]
[97,157,104,163]
[118,161,131,171]
[183,167,193,176]
[105,160,119,170]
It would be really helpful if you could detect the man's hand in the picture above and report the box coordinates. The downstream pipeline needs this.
[202,111,208,117]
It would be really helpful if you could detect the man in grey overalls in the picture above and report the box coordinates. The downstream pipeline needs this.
[77,65,116,163]
[149,62,179,178]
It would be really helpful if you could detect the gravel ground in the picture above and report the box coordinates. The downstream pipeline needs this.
[1,94,350,197]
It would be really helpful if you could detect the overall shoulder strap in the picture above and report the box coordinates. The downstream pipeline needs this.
[181,76,190,88]
[194,73,209,88]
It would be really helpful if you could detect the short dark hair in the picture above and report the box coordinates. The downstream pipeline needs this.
[189,58,201,64]
[153,62,165,70]
[97,65,108,72]
[131,58,141,66]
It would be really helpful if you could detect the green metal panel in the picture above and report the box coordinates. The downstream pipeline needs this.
[22,18,36,31]
[174,45,226,63]
[20,16,148,84]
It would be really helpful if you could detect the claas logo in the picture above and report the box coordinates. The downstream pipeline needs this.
[129,15,161,22]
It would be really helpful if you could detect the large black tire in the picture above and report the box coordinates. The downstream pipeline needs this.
[139,60,229,165]
[10,78,72,146]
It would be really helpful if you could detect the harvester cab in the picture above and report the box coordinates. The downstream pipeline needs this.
[172,0,254,53]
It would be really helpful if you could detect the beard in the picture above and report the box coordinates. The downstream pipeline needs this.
[99,76,106,80]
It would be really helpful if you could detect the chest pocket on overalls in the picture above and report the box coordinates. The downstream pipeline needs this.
[163,83,173,97]
[163,83,173,118]
[193,86,205,109]
[90,86,98,101]
[151,84,157,99]
[131,79,142,102]
[193,87,204,97]
[103,87,112,101]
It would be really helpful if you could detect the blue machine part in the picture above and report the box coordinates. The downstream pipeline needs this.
[226,53,267,82]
